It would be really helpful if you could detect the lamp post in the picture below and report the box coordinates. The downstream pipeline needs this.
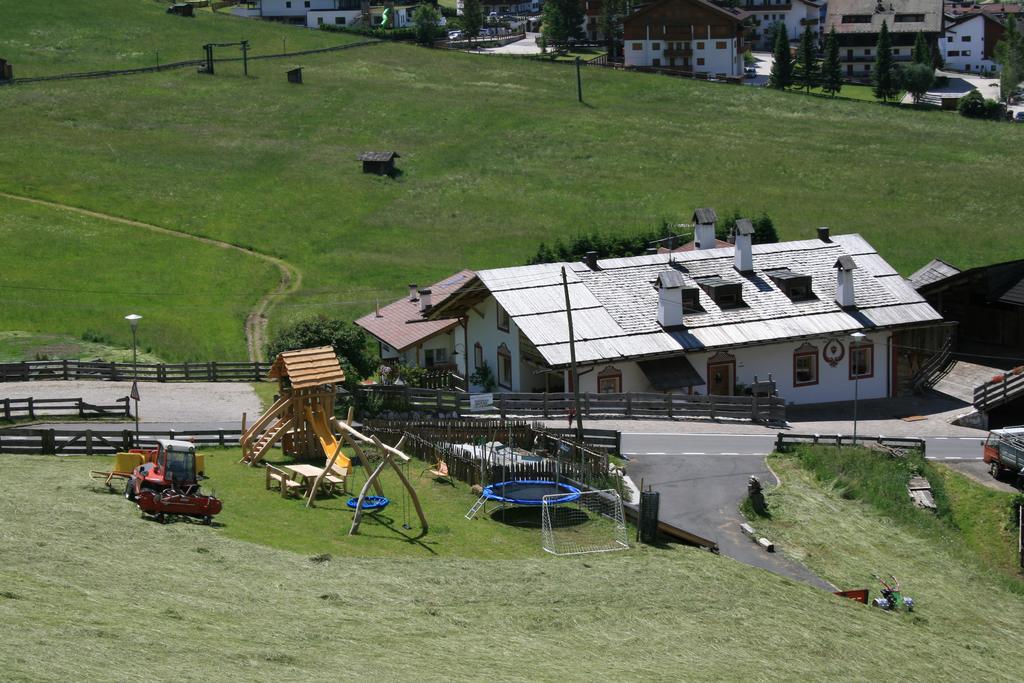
[850,331,866,446]
[125,314,142,441]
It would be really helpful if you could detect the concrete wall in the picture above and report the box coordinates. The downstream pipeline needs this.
[259,0,339,18]
[306,9,362,27]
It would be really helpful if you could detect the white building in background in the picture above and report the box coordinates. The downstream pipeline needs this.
[744,0,825,51]
[940,13,1005,73]
[622,0,747,78]
[426,213,948,405]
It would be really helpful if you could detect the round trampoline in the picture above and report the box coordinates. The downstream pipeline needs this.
[346,495,390,511]
[482,480,581,506]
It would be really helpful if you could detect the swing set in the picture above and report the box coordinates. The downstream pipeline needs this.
[198,40,250,76]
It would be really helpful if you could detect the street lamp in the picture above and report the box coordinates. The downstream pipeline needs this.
[125,314,142,441]
[850,331,866,446]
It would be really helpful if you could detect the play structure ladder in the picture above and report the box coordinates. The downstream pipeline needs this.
[243,416,291,464]
[465,495,487,520]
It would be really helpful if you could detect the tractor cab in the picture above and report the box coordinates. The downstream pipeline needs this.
[126,439,222,523]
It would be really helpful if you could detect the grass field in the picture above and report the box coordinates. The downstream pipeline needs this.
[1,1,1022,361]
[4,452,1024,680]
[0,330,165,364]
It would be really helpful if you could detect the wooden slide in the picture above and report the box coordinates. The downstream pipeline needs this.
[304,405,351,471]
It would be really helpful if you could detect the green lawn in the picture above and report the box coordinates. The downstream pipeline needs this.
[0,330,164,364]
[0,0,366,78]
[804,83,907,103]
[4,452,1024,679]
[1,1,1022,362]
[0,195,276,361]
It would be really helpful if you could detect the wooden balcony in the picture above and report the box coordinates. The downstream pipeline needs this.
[742,2,792,10]
[664,48,693,57]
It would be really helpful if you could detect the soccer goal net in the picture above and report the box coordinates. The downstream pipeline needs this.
[541,489,629,556]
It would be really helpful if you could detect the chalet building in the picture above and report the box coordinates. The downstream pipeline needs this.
[455,0,540,16]
[234,0,419,29]
[427,215,948,405]
[939,13,1005,73]
[583,0,605,43]
[825,0,944,81]
[354,270,475,374]
[912,259,1024,367]
[944,2,1024,21]
[623,0,747,76]
[743,0,825,51]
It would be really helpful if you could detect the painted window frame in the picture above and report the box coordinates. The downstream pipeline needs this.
[496,302,510,332]
[793,345,819,387]
[849,340,874,380]
[597,365,623,394]
[497,343,513,389]
[473,342,484,370]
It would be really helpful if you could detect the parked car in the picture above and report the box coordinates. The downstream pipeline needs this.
[448,30,462,40]
[1015,111,1024,123]
[744,66,757,77]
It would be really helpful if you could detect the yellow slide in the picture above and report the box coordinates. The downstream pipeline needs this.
[305,406,351,473]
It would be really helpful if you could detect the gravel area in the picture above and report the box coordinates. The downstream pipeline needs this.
[1,381,260,424]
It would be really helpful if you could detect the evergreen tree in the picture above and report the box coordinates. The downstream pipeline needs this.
[911,30,931,66]
[872,21,899,102]
[462,0,482,41]
[795,24,817,92]
[598,0,627,60]
[769,25,793,90]
[542,0,584,50]
[822,26,843,97]
[995,15,1024,101]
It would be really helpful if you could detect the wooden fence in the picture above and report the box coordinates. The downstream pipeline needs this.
[356,386,785,424]
[774,433,926,455]
[974,367,1024,412]
[0,427,242,455]
[1,396,130,420]
[0,360,273,383]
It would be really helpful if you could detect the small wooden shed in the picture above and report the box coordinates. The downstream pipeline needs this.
[0,58,12,82]
[358,151,400,176]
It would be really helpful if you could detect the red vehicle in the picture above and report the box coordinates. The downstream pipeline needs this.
[983,427,1024,482]
[124,439,222,524]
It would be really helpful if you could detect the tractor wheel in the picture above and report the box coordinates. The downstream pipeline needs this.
[156,513,167,524]
[124,477,136,501]
[202,515,213,526]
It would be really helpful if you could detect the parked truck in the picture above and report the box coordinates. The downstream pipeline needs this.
[983,426,1024,482]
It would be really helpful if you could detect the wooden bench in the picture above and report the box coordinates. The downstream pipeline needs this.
[266,464,303,498]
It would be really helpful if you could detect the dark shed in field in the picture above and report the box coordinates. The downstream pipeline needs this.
[359,151,400,176]
[0,58,12,82]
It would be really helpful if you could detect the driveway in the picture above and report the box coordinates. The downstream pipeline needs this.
[475,32,544,56]
[745,51,772,87]
[624,434,835,590]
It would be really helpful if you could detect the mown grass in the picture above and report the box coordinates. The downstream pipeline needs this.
[3,452,1024,680]
[206,447,546,558]
[0,196,276,360]
[0,0,365,77]
[0,330,164,364]
[1,2,1022,359]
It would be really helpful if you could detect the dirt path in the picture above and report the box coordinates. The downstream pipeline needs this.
[0,191,301,362]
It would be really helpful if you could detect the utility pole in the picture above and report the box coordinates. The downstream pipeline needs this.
[575,56,583,103]
[242,40,249,77]
[561,267,584,444]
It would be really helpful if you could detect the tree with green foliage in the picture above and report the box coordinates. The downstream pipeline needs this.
[598,0,627,60]
[266,316,375,391]
[542,0,585,50]
[994,15,1024,101]
[872,21,900,102]
[821,26,842,97]
[753,213,779,244]
[461,0,482,41]
[911,30,931,66]
[902,62,934,104]
[957,89,1003,120]
[412,2,442,46]
[769,25,793,90]
[795,24,817,92]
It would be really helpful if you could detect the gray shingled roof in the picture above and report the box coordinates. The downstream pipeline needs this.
[735,218,754,236]
[656,270,686,289]
[907,258,960,289]
[358,151,399,162]
[692,207,718,225]
[463,234,942,368]
[825,0,943,34]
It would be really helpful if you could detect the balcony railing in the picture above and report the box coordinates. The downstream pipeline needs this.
[664,48,694,57]
[742,2,792,11]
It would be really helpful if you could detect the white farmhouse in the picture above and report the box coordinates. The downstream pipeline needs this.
[744,0,825,51]
[623,0,747,77]
[940,13,1005,73]
[427,218,948,405]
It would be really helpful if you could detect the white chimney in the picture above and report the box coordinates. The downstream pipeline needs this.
[418,288,432,313]
[834,256,857,308]
[733,218,754,273]
[655,271,686,329]
[692,207,718,250]
[408,284,418,301]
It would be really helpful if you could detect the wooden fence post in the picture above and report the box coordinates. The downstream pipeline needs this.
[543,392,549,418]
[3,398,9,420]
[157,364,166,382]
[585,393,591,417]
[78,399,84,418]
[43,429,56,455]
[208,361,216,381]
[28,396,34,419]
[751,394,759,423]
[626,392,632,417]
[62,359,69,380]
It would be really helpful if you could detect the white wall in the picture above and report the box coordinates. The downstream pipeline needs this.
[942,17,1000,73]
[377,328,464,374]
[625,36,741,76]
[259,0,339,18]
[306,9,362,28]
[570,332,891,405]
[464,295,521,392]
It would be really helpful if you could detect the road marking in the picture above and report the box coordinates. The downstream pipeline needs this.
[934,437,948,440]
[647,452,666,455]
[721,452,739,455]
[682,452,706,455]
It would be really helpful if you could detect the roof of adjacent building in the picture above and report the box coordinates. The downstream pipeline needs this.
[826,0,944,34]
[354,270,474,352]
[916,258,1024,308]
[658,238,734,253]
[907,258,961,289]
[358,151,399,162]
[945,2,1024,17]
[268,346,345,389]
[626,0,747,26]
[431,234,943,369]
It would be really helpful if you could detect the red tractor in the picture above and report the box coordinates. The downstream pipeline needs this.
[124,439,222,524]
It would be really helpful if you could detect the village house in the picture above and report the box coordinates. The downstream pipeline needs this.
[233,0,418,29]
[743,0,825,51]
[622,0,747,77]
[426,214,949,405]
[825,0,944,81]
[354,270,475,374]
[939,12,1005,73]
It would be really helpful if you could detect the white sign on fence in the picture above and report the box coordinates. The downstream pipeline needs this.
[469,393,494,412]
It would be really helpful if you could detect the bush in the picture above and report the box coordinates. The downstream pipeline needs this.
[320,24,417,41]
[958,90,1003,120]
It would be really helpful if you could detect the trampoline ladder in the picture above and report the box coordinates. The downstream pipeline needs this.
[465,495,487,520]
